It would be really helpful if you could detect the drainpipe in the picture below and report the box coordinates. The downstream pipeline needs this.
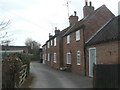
[82,25,87,76]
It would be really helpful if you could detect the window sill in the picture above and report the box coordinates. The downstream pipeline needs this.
[67,43,70,45]
[66,63,71,65]
[77,64,80,65]
[76,39,80,42]
[54,61,56,63]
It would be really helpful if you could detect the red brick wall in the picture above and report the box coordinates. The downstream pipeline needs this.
[63,29,85,75]
[86,41,119,76]
[43,36,63,69]
[84,5,115,42]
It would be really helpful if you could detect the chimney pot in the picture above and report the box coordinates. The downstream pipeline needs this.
[85,0,88,6]
[55,27,60,35]
[55,27,57,30]
[89,1,92,6]
[74,11,77,16]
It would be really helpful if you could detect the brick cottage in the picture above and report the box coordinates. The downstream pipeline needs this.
[85,16,119,77]
[42,1,118,77]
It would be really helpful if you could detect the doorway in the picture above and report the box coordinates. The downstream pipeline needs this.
[89,48,96,77]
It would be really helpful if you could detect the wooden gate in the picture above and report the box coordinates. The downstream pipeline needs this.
[93,64,119,88]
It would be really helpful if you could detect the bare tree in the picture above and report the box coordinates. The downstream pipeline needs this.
[1,39,14,46]
[25,38,33,47]
[25,38,41,49]
[0,20,12,46]
[0,20,10,31]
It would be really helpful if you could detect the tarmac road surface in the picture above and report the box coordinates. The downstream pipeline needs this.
[29,61,93,88]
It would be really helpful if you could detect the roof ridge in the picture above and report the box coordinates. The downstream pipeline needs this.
[62,4,115,37]
[62,23,76,37]
[82,5,106,20]
[85,18,113,44]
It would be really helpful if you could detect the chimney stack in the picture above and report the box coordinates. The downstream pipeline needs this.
[55,27,57,30]
[69,11,78,26]
[49,33,53,39]
[55,27,60,35]
[83,1,94,18]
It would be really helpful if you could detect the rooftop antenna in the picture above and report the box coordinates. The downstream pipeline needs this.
[66,1,71,18]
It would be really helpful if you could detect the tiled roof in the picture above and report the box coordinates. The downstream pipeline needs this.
[43,26,71,45]
[86,15,119,46]
[62,5,115,39]
[42,5,115,46]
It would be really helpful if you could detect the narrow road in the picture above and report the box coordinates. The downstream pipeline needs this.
[29,61,93,88]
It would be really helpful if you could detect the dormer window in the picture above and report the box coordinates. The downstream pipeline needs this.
[76,30,80,41]
[67,35,70,44]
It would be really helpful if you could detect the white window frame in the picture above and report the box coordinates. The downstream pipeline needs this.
[67,35,70,44]
[76,30,80,41]
[48,53,50,61]
[66,52,71,64]
[54,53,57,63]
[51,40,52,46]
[54,38,56,46]
[77,51,81,65]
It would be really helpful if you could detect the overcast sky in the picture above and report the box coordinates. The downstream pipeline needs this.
[0,0,119,46]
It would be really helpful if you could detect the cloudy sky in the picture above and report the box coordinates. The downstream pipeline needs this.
[0,0,119,46]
